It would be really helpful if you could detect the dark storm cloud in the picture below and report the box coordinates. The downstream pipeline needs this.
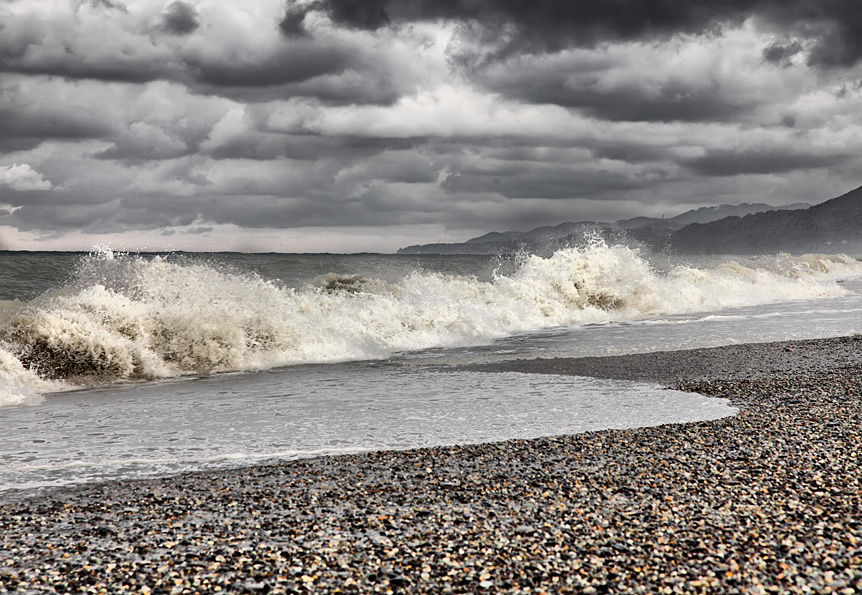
[10,189,206,233]
[0,18,168,84]
[805,21,862,68]
[479,66,757,123]
[83,144,445,230]
[277,0,393,38]
[213,198,330,228]
[107,191,332,230]
[94,136,191,162]
[203,132,422,161]
[0,36,352,93]
[279,3,311,38]
[0,107,114,152]
[160,1,200,35]
[0,8,399,106]
[0,186,133,231]
[190,69,404,106]
[183,44,350,88]
[309,0,862,68]
[4,0,862,251]
[3,60,168,85]
[8,196,200,232]
[284,0,391,33]
[763,40,804,65]
[1,185,112,208]
[115,197,199,227]
[197,193,428,228]
[459,170,639,199]
[309,0,745,42]
[756,4,862,68]
[442,161,660,199]
[9,203,113,230]
[325,0,391,30]
[686,148,850,177]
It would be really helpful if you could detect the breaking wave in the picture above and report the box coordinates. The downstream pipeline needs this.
[1,243,860,405]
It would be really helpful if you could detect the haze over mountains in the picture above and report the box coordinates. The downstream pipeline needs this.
[398,187,862,255]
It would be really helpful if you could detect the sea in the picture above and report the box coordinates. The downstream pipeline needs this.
[2,241,862,496]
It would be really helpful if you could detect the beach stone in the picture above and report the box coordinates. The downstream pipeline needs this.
[3,336,862,593]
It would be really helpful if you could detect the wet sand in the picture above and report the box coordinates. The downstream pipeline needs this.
[2,336,862,593]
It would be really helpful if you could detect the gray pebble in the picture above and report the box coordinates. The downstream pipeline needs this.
[3,335,862,593]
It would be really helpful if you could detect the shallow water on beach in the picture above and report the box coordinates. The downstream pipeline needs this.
[0,367,734,492]
[1,246,861,494]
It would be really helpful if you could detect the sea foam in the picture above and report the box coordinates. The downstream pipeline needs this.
[0,243,860,401]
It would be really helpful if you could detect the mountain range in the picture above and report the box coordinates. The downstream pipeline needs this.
[398,188,862,255]
[670,187,862,254]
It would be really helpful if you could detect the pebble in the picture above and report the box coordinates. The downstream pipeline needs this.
[2,336,862,593]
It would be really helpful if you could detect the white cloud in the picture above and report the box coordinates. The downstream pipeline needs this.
[0,164,53,191]
[310,84,588,139]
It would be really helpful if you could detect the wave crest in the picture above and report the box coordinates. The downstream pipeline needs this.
[1,243,860,401]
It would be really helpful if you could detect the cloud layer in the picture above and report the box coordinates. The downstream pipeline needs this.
[1,0,861,251]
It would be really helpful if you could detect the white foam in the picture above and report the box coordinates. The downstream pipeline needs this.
[1,243,860,394]
[0,346,58,407]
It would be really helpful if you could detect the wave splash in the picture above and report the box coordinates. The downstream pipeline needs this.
[1,243,860,405]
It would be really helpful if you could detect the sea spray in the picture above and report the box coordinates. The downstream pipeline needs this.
[0,243,860,400]
[0,346,54,407]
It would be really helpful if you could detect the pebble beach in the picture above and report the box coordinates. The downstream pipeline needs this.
[3,336,862,594]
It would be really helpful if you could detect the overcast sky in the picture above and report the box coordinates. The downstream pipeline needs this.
[1,0,862,252]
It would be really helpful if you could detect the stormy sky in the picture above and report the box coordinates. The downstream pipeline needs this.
[2,0,862,252]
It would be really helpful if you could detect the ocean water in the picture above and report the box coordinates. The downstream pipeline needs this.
[2,242,862,494]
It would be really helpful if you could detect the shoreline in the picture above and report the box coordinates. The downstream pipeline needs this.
[3,336,862,593]
[461,334,862,383]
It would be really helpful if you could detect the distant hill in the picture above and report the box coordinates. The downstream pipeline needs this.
[617,202,809,229]
[398,201,812,255]
[399,222,606,255]
[670,187,862,254]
